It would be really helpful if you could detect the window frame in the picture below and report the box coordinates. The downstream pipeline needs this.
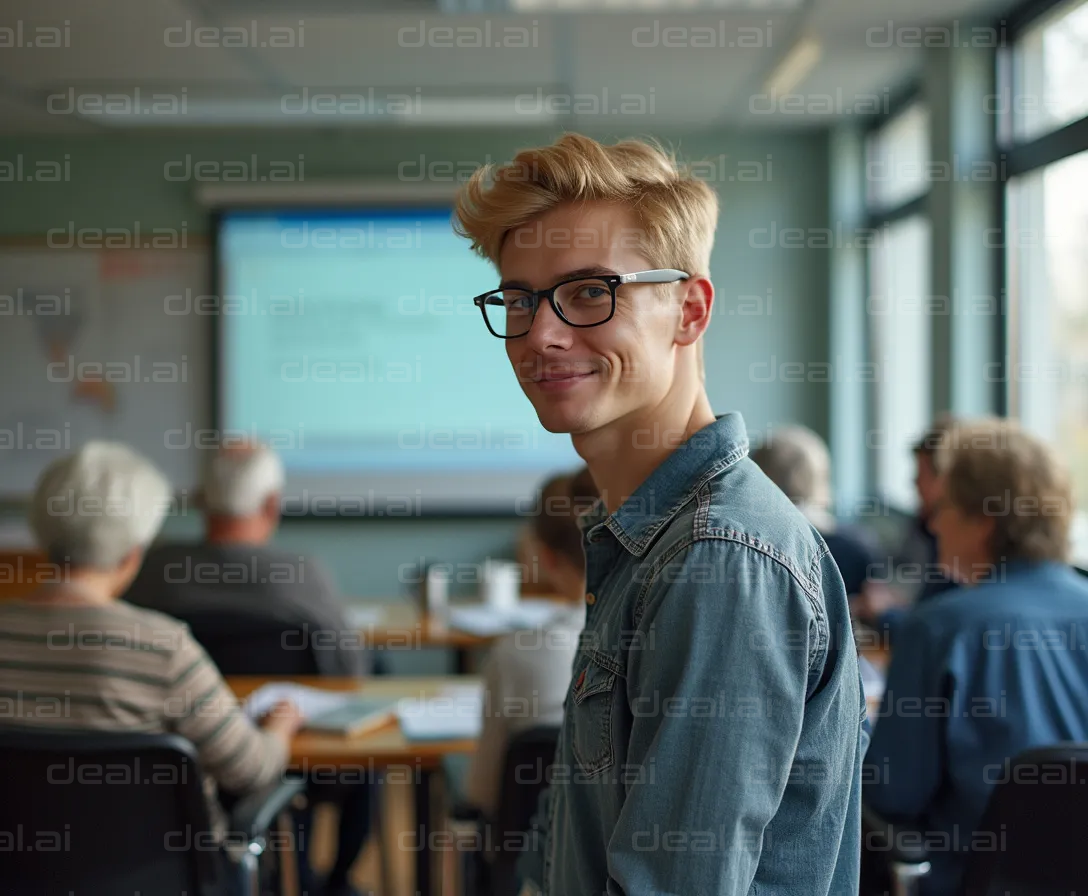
[998,0,1088,561]
[860,85,933,512]
[998,0,1088,176]
[998,0,1088,417]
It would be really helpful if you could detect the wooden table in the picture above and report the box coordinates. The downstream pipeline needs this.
[858,642,891,673]
[349,600,565,673]
[227,675,480,896]
[0,550,56,602]
[857,631,892,722]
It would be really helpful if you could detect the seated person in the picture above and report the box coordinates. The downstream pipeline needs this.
[751,425,890,599]
[863,418,1088,896]
[0,441,302,834]
[125,442,366,675]
[465,468,596,819]
[860,417,959,635]
[751,425,894,701]
[124,442,368,896]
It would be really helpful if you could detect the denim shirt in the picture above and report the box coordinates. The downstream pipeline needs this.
[864,560,1088,896]
[521,413,867,896]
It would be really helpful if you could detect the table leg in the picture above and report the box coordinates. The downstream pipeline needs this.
[454,647,471,675]
[416,768,433,896]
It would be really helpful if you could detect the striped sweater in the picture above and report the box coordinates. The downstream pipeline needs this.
[0,597,287,810]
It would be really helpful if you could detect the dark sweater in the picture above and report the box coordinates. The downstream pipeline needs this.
[125,541,366,676]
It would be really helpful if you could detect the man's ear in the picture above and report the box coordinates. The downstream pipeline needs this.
[675,275,714,348]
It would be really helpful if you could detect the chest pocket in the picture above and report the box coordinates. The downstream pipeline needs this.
[570,650,619,777]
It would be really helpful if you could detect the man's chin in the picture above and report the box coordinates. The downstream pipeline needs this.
[531,403,591,435]
[524,385,606,435]
[536,414,578,435]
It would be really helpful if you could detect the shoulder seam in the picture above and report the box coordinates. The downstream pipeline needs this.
[633,530,824,627]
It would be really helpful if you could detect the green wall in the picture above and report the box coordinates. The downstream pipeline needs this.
[0,125,831,612]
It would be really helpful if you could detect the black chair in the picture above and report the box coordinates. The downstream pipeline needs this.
[178,603,382,893]
[454,725,561,896]
[0,726,303,896]
[179,605,322,676]
[865,742,1088,896]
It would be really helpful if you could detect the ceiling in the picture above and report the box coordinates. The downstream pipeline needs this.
[0,0,1021,133]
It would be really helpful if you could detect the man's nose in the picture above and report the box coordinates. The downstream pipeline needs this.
[525,297,571,350]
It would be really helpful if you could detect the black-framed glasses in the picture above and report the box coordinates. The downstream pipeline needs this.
[472,269,690,339]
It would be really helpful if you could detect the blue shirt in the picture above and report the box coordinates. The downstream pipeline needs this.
[521,412,867,895]
[864,560,1088,896]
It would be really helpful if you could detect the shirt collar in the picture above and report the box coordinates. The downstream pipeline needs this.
[579,412,750,557]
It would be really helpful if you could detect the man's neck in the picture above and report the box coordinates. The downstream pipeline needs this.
[574,388,716,515]
[39,571,117,605]
[205,515,269,547]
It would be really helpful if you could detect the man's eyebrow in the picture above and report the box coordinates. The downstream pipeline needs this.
[498,267,619,291]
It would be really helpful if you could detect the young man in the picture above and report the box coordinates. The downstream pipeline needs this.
[455,134,866,895]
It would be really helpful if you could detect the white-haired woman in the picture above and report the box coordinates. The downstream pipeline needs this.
[0,442,301,823]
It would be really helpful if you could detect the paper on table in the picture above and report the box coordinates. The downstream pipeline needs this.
[448,599,563,636]
[512,599,565,626]
[345,605,385,627]
[243,682,353,721]
[438,680,487,701]
[446,607,513,636]
[396,681,485,741]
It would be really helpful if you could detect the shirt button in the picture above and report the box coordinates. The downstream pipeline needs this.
[585,592,596,606]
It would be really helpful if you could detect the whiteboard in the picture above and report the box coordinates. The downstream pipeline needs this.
[0,247,209,497]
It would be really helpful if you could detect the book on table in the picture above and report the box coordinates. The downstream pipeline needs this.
[244,682,397,736]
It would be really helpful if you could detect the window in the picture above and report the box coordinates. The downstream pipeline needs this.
[869,216,933,511]
[1002,0,1088,561]
[1004,0,1088,143]
[1006,151,1088,558]
[864,99,932,511]
[866,103,931,213]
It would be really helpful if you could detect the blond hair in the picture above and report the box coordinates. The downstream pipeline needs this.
[454,133,717,273]
[938,418,1073,564]
[454,133,717,380]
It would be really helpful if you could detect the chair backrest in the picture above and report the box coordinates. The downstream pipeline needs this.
[962,742,1088,896]
[180,604,322,676]
[489,725,561,896]
[0,727,222,896]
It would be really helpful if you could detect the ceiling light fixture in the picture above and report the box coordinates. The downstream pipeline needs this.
[762,36,822,96]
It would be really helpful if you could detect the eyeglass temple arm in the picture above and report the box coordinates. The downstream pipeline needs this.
[619,269,690,284]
